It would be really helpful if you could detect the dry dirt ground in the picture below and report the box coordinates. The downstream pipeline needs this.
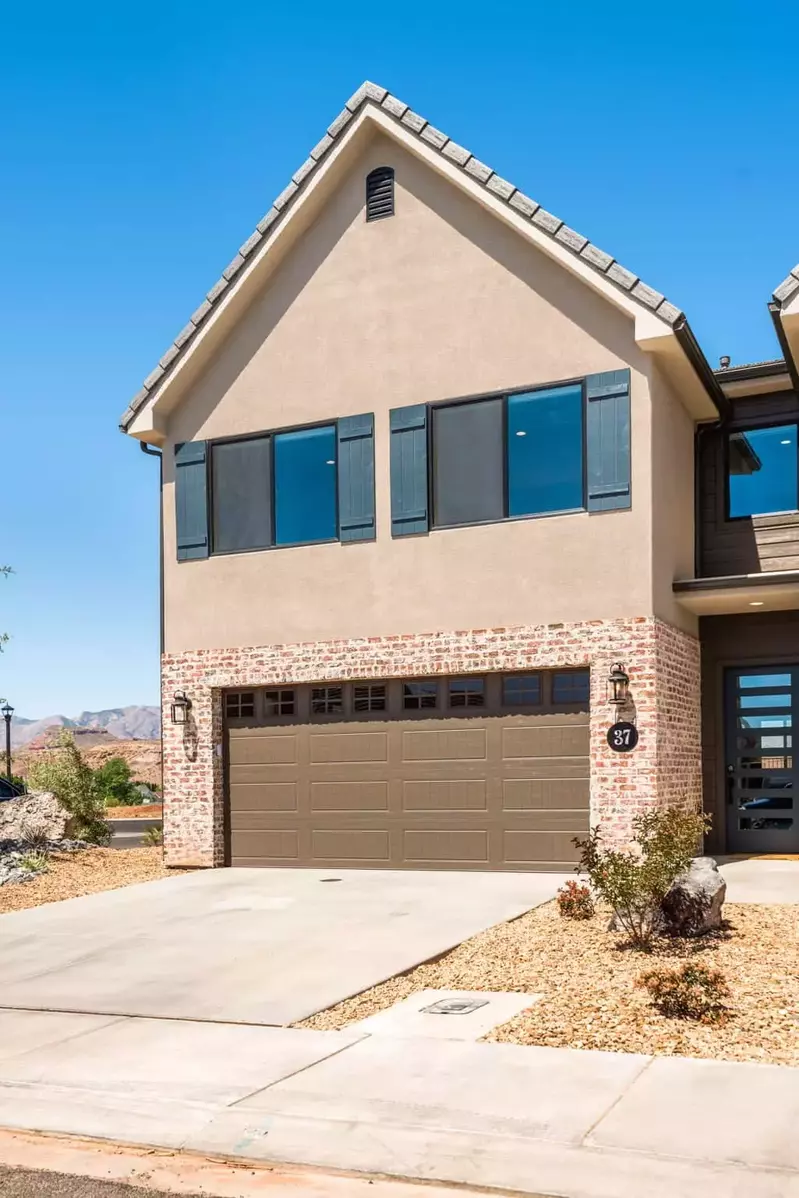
[300,899,799,1065]
[0,848,177,915]
[105,806,163,820]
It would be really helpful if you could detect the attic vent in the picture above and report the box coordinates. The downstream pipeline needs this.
[366,167,394,222]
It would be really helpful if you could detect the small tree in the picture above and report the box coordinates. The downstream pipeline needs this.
[27,730,110,844]
[574,807,710,949]
[95,757,140,807]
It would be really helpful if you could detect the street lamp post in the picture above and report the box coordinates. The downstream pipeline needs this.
[1,703,13,782]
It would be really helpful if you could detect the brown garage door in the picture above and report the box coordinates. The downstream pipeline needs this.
[224,671,590,872]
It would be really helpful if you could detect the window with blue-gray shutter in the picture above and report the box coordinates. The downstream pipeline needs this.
[390,405,429,537]
[175,441,209,561]
[586,369,631,512]
[337,414,376,542]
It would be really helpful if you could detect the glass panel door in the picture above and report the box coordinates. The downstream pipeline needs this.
[725,667,799,853]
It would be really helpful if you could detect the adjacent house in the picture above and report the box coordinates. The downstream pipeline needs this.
[121,81,799,871]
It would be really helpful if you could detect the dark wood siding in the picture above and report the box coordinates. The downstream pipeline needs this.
[700,611,799,852]
[698,389,799,578]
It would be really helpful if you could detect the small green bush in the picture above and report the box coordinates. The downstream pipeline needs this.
[27,731,110,845]
[143,825,163,847]
[574,806,711,949]
[556,880,595,920]
[637,962,730,1023]
[19,850,49,874]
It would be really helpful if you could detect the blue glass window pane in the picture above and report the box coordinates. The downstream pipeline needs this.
[274,425,337,545]
[728,425,798,518]
[508,385,584,516]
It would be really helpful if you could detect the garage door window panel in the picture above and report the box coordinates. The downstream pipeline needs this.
[311,686,344,716]
[449,678,485,709]
[226,691,256,719]
[354,684,387,713]
[552,670,590,706]
[404,681,439,711]
[264,689,296,717]
[503,674,542,707]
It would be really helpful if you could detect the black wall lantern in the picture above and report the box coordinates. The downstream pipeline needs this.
[170,691,192,725]
[607,663,630,707]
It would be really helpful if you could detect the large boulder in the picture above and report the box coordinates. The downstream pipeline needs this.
[659,856,726,937]
[0,790,73,842]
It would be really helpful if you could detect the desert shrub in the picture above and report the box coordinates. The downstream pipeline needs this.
[19,819,50,850]
[556,880,595,920]
[574,807,710,949]
[27,731,110,845]
[19,850,49,874]
[637,962,730,1023]
[95,757,140,807]
[143,825,163,847]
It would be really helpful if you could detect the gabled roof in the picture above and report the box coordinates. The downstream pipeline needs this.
[120,81,701,433]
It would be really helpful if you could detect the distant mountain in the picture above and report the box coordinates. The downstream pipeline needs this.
[11,706,160,748]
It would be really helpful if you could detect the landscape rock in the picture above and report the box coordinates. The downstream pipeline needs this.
[0,790,74,841]
[0,838,91,886]
[659,856,726,937]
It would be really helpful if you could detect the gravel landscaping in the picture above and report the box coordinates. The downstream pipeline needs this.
[299,899,799,1065]
[0,847,179,914]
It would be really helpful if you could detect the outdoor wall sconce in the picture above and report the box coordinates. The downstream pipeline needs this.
[170,691,192,725]
[607,664,630,707]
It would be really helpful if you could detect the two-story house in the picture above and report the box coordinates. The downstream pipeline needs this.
[121,81,799,871]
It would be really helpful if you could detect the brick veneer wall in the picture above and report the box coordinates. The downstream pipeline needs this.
[161,616,702,868]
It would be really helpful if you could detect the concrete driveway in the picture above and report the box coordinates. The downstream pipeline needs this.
[0,867,566,1026]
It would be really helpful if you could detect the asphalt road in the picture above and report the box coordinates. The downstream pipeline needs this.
[0,1168,200,1198]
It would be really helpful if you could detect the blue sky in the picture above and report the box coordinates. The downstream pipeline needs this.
[1,1,796,716]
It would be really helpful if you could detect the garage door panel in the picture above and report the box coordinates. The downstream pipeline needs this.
[503,830,582,865]
[310,732,388,763]
[311,829,390,862]
[310,781,389,812]
[402,779,488,811]
[231,828,299,861]
[503,778,590,810]
[229,734,298,765]
[402,728,487,761]
[404,829,489,863]
[229,782,298,812]
[502,724,588,759]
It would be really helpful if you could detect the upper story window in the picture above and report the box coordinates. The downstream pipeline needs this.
[431,383,585,528]
[728,424,798,519]
[366,167,394,221]
[210,424,337,554]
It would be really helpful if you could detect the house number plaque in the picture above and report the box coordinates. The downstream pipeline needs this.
[607,721,638,753]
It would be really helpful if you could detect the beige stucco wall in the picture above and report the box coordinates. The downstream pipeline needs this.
[162,132,667,653]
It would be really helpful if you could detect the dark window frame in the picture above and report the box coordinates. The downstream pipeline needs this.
[723,417,799,523]
[403,680,439,711]
[225,691,256,719]
[552,669,591,706]
[209,418,340,557]
[264,688,296,717]
[428,377,588,532]
[447,677,486,709]
[310,685,344,716]
[353,683,387,712]
[502,673,543,708]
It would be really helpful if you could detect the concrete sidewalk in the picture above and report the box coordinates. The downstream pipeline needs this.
[0,1009,797,1197]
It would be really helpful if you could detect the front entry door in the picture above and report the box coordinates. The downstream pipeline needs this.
[725,666,799,854]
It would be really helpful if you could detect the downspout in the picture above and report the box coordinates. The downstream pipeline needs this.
[139,441,165,803]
